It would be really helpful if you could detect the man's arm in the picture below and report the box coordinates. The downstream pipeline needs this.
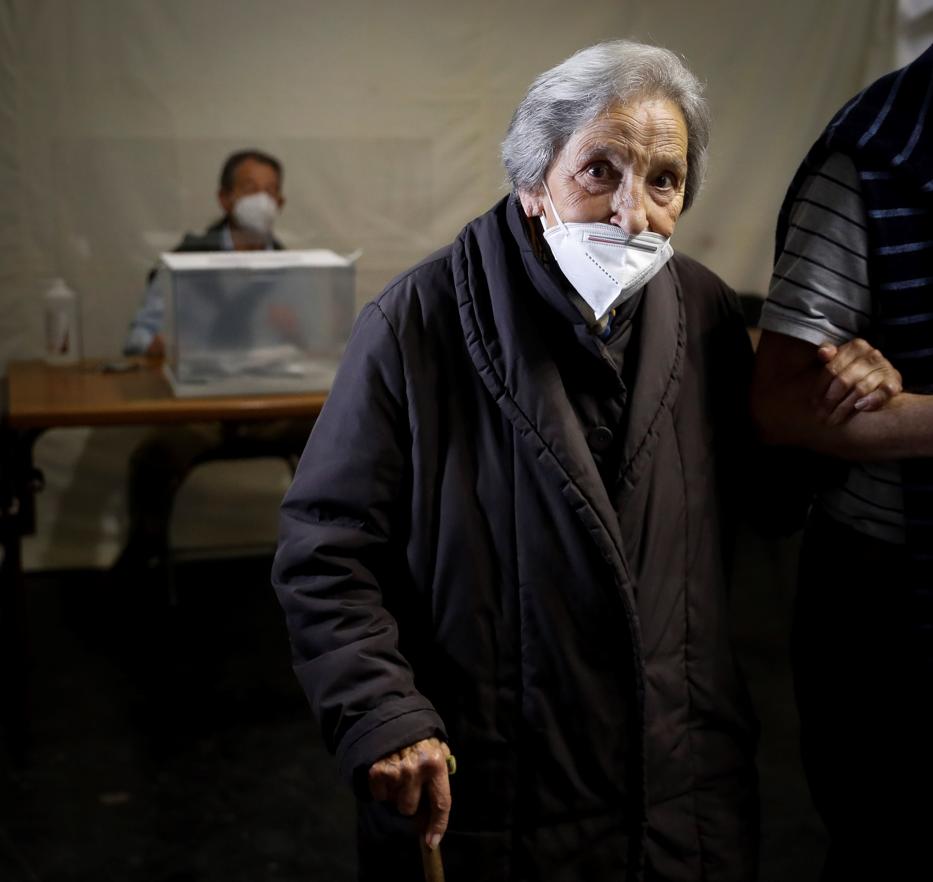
[123,275,165,356]
[751,330,933,461]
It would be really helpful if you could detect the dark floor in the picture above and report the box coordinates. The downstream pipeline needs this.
[0,533,826,881]
[0,557,356,882]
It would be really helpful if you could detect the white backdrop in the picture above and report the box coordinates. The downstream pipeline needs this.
[0,0,899,568]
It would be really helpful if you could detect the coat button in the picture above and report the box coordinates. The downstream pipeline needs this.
[588,425,614,452]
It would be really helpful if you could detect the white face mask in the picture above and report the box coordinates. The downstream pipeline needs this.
[540,183,673,323]
[232,192,279,236]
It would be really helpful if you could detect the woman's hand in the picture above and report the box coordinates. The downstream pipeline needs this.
[816,338,902,425]
[368,737,452,851]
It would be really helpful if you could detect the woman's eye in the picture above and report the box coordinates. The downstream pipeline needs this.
[585,163,610,180]
[654,172,676,190]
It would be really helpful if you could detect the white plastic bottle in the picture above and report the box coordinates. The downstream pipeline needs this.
[44,278,82,365]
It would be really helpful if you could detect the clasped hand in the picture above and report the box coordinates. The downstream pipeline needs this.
[815,337,902,425]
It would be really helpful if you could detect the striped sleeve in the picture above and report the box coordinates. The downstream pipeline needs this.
[760,152,871,346]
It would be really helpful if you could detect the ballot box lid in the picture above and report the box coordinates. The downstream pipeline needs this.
[158,249,356,272]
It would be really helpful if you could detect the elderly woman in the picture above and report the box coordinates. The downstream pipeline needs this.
[274,41,756,880]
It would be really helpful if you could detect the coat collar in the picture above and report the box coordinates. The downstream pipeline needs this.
[619,258,685,493]
[453,197,686,595]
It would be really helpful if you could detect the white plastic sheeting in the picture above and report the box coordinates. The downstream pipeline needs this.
[0,0,896,568]
[898,0,933,65]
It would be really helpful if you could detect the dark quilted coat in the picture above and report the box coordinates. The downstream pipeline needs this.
[273,196,759,881]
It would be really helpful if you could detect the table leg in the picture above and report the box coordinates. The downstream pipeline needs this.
[0,419,43,760]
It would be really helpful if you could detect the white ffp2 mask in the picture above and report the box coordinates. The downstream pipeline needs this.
[540,184,673,323]
[232,192,279,236]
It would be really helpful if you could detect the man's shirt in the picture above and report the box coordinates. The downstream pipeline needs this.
[124,223,276,355]
[760,152,905,544]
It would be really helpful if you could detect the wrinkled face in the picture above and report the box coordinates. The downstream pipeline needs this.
[520,97,689,237]
[218,157,285,216]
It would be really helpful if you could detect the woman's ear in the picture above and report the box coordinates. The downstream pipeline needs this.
[518,188,546,220]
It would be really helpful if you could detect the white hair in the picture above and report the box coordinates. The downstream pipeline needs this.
[501,40,710,210]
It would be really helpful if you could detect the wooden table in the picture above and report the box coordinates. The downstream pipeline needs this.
[0,358,328,754]
[2,357,327,541]
[6,358,328,429]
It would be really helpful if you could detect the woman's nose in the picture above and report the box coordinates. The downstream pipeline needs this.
[610,185,648,235]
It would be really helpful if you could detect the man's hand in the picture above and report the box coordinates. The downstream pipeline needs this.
[266,303,301,341]
[368,737,452,851]
[816,338,902,426]
[145,334,165,358]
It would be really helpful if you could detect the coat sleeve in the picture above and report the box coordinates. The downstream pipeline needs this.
[271,299,447,790]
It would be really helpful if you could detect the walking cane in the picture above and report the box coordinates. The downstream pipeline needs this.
[419,753,457,882]
[419,840,446,882]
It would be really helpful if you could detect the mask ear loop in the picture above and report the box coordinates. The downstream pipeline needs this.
[541,182,568,233]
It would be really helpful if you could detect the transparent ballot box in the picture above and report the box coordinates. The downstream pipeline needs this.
[155,250,356,397]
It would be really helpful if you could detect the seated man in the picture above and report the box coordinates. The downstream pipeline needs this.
[125,149,286,357]
[117,149,311,574]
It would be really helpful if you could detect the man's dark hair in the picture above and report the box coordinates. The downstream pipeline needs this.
[219,149,283,191]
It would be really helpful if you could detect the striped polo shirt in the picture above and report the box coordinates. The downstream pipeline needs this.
[760,152,905,544]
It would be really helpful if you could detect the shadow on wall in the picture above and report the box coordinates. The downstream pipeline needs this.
[731,518,827,880]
